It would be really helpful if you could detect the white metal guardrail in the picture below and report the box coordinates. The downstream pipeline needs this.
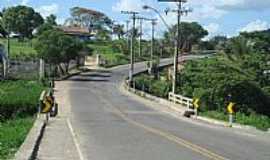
[169,92,193,109]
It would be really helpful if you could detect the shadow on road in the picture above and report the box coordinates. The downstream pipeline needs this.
[67,78,109,82]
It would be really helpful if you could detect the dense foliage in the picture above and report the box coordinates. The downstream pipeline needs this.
[134,74,171,98]
[34,29,87,73]
[1,5,43,39]
[163,22,208,52]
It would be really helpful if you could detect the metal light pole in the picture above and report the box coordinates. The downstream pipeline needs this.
[121,11,139,87]
[158,0,192,94]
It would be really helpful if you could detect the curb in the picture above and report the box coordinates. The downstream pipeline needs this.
[14,115,46,160]
[122,82,188,116]
[122,82,270,134]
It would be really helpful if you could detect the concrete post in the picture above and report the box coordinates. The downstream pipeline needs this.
[229,114,233,127]
[39,59,45,81]
[194,108,198,118]
[96,54,100,66]
[3,58,7,79]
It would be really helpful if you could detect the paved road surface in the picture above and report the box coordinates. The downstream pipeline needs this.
[43,57,270,160]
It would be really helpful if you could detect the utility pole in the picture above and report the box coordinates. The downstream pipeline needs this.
[136,17,157,74]
[121,11,139,87]
[150,19,157,73]
[125,20,130,50]
[139,19,143,57]
[158,0,192,94]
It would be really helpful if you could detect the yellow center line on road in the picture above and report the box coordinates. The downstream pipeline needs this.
[99,95,230,160]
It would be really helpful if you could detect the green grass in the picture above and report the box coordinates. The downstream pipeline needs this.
[0,80,45,120]
[88,41,129,67]
[0,80,45,159]
[0,38,37,59]
[200,111,270,131]
[0,117,35,160]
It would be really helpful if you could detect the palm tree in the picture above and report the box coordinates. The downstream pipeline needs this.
[225,36,252,61]
[113,24,125,40]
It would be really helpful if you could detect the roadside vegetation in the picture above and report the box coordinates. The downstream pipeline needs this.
[134,25,270,131]
[0,80,45,159]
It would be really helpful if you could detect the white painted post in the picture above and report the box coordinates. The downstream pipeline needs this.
[96,54,100,66]
[229,114,233,127]
[39,59,45,81]
[194,108,198,118]
[3,58,7,79]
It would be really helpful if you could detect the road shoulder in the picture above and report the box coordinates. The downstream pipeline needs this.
[36,82,82,160]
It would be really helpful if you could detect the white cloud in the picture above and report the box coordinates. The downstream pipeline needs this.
[239,20,270,33]
[218,0,270,11]
[37,3,59,18]
[203,23,220,40]
[112,0,153,12]
[21,0,30,5]
[204,23,220,34]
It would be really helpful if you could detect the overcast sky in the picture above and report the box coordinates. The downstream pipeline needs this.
[1,0,270,39]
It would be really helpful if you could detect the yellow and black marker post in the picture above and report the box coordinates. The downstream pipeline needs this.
[193,98,200,117]
[227,102,235,127]
[39,89,58,122]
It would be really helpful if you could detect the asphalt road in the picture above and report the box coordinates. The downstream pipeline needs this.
[66,57,270,160]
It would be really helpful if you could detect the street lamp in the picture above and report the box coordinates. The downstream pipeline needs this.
[143,5,170,30]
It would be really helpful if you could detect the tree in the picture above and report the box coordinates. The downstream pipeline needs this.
[2,5,44,39]
[113,24,125,40]
[34,29,85,74]
[0,11,7,37]
[224,36,252,61]
[163,22,208,52]
[240,29,270,54]
[36,14,57,36]
[65,7,112,29]
[65,7,113,40]
[45,14,57,26]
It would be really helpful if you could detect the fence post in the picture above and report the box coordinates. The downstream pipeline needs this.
[3,58,7,79]
[96,54,100,66]
[39,59,45,81]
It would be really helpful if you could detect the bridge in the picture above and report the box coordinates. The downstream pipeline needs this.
[35,56,270,160]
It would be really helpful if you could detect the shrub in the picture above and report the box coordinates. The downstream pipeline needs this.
[150,80,171,98]
[0,80,45,121]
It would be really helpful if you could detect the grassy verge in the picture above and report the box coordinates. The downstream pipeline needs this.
[200,111,270,131]
[0,80,45,159]
[88,40,150,68]
[0,117,35,160]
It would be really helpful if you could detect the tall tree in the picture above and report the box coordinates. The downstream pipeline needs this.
[34,28,85,73]
[163,22,208,52]
[45,14,57,26]
[113,24,125,40]
[224,36,252,61]
[36,14,57,35]
[2,5,44,39]
[65,7,112,29]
